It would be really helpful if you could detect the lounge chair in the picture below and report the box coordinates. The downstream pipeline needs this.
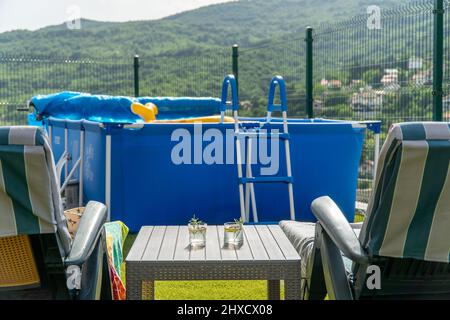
[0,126,109,300]
[281,122,450,299]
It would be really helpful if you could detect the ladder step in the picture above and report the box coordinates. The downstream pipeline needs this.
[240,176,293,184]
[235,132,290,140]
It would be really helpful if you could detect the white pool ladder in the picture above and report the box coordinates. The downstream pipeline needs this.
[220,75,296,223]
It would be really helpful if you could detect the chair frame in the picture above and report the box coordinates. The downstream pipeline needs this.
[303,196,450,300]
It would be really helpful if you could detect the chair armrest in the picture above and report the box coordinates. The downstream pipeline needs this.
[65,201,107,266]
[311,196,369,264]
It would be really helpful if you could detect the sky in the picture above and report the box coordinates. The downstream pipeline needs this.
[0,0,235,33]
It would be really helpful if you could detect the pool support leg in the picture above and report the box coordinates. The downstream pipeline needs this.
[105,134,112,221]
[79,129,84,207]
[64,128,68,180]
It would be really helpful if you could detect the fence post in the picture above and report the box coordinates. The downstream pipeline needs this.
[232,44,239,98]
[134,54,140,97]
[305,26,314,119]
[433,0,444,121]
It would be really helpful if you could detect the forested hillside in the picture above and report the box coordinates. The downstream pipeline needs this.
[0,0,404,58]
[1,0,432,125]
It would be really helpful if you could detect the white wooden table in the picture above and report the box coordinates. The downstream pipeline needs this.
[126,225,301,300]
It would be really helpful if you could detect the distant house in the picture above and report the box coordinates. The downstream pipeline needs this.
[380,69,400,91]
[240,100,253,111]
[412,70,432,86]
[359,160,375,180]
[409,57,423,70]
[329,80,342,89]
[445,112,450,121]
[443,95,450,114]
[384,69,399,76]
[384,83,401,92]
[381,74,398,85]
[352,87,384,112]
[320,79,342,89]
[381,69,398,85]
[350,79,364,88]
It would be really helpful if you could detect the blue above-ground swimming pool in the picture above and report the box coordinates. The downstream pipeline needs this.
[30,89,374,233]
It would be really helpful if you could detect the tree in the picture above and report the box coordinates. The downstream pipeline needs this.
[362,69,382,86]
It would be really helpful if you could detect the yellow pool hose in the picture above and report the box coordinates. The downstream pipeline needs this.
[154,115,235,124]
[131,102,235,123]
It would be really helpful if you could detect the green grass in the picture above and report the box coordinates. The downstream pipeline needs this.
[153,280,280,300]
[124,234,284,300]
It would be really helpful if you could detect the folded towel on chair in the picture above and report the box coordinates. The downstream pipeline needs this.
[104,221,129,300]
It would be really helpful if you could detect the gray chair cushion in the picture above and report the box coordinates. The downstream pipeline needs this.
[279,221,316,278]
[280,221,362,284]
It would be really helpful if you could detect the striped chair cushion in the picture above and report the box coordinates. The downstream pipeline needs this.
[360,122,450,263]
[0,126,71,254]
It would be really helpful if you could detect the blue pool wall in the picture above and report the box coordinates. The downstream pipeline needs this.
[48,118,106,206]
[43,117,365,232]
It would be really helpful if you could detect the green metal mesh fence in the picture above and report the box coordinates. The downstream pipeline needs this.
[138,48,230,98]
[239,38,307,118]
[312,0,435,203]
[0,50,230,125]
[314,0,434,125]
[444,0,450,121]
[0,55,133,125]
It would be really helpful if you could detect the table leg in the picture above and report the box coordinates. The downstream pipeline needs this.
[142,281,155,300]
[284,278,301,300]
[267,280,280,300]
[126,277,142,300]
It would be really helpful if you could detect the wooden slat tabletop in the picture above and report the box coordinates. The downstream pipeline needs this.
[243,225,269,261]
[126,225,300,263]
[205,226,222,261]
